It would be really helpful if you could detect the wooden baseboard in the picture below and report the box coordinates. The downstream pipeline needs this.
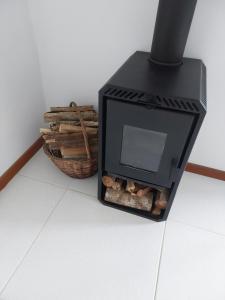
[0,137,44,191]
[0,136,224,191]
[185,163,225,181]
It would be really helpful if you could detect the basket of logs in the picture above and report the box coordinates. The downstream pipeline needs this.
[41,102,98,179]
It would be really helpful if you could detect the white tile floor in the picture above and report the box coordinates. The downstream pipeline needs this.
[0,150,225,300]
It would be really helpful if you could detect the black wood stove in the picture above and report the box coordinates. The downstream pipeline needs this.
[98,0,206,221]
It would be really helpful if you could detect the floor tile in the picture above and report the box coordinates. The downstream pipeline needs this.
[20,150,98,196]
[0,175,65,292]
[1,190,165,300]
[155,220,225,300]
[67,174,97,197]
[19,150,71,188]
[169,172,225,235]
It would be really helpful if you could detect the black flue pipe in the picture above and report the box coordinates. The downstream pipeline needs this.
[150,0,197,66]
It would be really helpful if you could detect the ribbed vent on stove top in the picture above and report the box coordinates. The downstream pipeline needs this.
[156,96,200,112]
[103,87,200,113]
[104,87,144,100]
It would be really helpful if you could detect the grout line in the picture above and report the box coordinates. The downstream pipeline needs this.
[168,218,225,239]
[0,188,68,296]
[18,173,69,190]
[18,174,97,199]
[154,221,167,300]
[19,173,99,201]
[13,174,225,238]
[66,186,97,199]
[19,172,98,200]
[19,172,225,237]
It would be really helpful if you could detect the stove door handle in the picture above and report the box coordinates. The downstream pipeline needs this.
[169,158,180,181]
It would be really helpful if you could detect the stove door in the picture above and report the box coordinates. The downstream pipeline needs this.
[104,99,195,187]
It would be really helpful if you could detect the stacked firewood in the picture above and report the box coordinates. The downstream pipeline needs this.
[40,104,98,160]
[102,175,168,217]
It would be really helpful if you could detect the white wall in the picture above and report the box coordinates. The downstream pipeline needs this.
[0,0,45,175]
[28,0,225,170]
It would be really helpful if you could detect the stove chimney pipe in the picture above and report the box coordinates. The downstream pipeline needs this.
[150,0,197,66]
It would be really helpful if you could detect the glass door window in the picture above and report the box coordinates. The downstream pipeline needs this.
[120,125,167,172]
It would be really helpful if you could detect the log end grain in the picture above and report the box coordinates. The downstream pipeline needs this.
[102,176,115,188]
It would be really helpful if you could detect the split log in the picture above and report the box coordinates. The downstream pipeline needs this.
[137,187,152,198]
[41,131,98,141]
[82,121,98,127]
[43,135,98,148]
[40,128,52,135]
[44,138,55,144]
[42,135,51,141]
[59,123,98,134]
[60,145,98,159]
[102,176,123,191]
[155,189,168,210]
[44,111,97,122]
[47,143,60,151]
[46,140,98,149]
[55,132,98,140]
[155,199,167,210]
[112,178,123,191]
[151,189,169,217]
[126,181,147,196]
[105,188,153,212]
[102,176,115,188]
[49,122,60,131]
[55,120,98,127]
[151,207,161,216]
[47,139,97,153]
[126,181,136,194]
[50,105,94,112]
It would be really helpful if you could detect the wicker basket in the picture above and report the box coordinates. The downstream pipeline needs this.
[43,102,98,179]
